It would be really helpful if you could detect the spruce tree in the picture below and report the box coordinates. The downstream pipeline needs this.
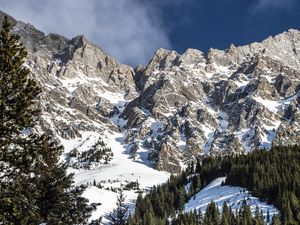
[221,202,231,225]
[32,134,91,224]
[109,190,129,225]
[0,15,41,224]
[0,16,91,224]
[240,200,252,225]
[0,15,40,151]
[271,215,281,225]
[204,201,220,225]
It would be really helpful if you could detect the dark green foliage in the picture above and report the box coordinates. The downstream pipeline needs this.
[81,139,113,164]
[203,201,220,225]
[224,146,300,224]
[128,173,188,225]
[221,202,231,225]
[171,201,265,225]
[32,135,92,224]
[0,16,91,224]
[0,15,42,224]
[187,145,300,224]
[124,180,140,191]
[0,16,40,143]
[271,215,281,225]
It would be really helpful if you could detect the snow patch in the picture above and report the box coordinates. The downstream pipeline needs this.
[219,112,229,131]
[253,96,281,113]
[202,125,215,153]
[185,177,279,222]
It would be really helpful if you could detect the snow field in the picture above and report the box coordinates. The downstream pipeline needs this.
[185,177,279,222]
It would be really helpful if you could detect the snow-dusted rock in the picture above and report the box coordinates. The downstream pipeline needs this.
[1,11,299,174]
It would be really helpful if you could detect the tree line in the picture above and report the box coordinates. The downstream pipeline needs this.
[127,145,300,224]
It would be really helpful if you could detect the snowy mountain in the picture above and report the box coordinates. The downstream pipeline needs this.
[1,10,299,223]
[122,33,300,172]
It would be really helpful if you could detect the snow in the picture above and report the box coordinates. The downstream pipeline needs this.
[214,65,234,76]
[82,187,117,221]
[177,133,187,151]
[234,79,250,88]
[280,92,300,106]
[59,131,100,153]
[260,120,281,149]
[253,96,281,113]
[60,72,89,93]
[235,128,253,152]
[185,177,279,222]
[219,112,229,131]
[202,125,215,153]
[53,89,170,224]
[62,130,170,223]
[69,131,169,223]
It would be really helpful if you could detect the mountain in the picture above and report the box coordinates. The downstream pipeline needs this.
[1,10,299,223]
[122,31,300,172]
[1,11,299,173]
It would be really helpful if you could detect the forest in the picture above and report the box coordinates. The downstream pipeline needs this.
[128,145,300,225]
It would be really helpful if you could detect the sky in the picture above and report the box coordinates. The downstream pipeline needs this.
[0,0,299,66]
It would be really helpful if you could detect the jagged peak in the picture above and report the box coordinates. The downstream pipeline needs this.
[153,48,178,58]
[182,48,204,56]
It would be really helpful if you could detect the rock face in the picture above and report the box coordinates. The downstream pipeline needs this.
[1,11,300,173]
[0,11,137,141]
[122,31,300,172]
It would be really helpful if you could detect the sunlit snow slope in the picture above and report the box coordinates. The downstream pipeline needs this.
[185,177,279,222]
[62,97,169,223]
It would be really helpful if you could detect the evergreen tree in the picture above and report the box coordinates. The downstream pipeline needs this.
[32,134,91,224]
[0,15,41,224]
[109,190,129,225]
[221,202,231,225]
[240,200,252,225]
[271,215,281,225]
[266,209,270,223]
[0,16,40,145]
[204,201,220,225]
[0,16,91,224]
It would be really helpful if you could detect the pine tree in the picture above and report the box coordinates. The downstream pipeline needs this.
[32,134,91,224]
[266,209,270,223]
[240,200,252,225]
[204,201,220,225]
[0,15,42,224]
[0,16,40,142]
[221,202,231,225]
[109,190,129,225]
[271,215,281,225]
[0,16,91,224]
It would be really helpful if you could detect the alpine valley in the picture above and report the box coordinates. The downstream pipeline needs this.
[1,10,300,225]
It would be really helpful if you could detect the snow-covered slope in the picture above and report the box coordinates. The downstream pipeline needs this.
[63,101,169,223]
[185,177,279,222]
[71,131,169,223]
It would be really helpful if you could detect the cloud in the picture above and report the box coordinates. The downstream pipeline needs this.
[252,0,297,13]
[0,0,171,66]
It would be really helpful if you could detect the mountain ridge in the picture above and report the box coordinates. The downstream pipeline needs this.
[1,10,299,174]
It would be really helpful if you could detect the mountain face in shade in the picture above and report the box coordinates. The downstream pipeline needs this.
[1,11,299,174]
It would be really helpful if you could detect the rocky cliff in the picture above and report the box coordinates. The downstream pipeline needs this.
[1,11,299,173]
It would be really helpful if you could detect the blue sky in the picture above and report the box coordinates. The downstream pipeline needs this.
[0,0,299,66]
[154,0,300,54]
